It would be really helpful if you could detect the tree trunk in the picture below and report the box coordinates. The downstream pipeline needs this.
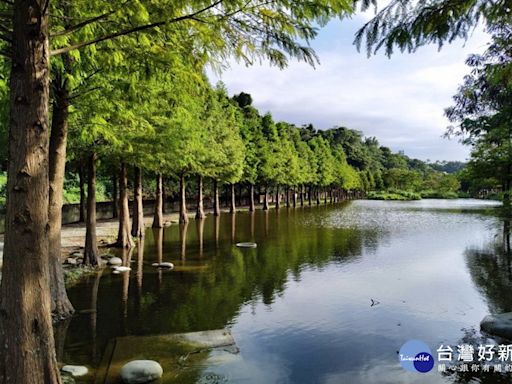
[196,175,206,219]
[293,188,297,208]
[230,183,236,213]
[84,153,100,266]
[316,188,321,205]
[179,173,189,224]
[275,186,280,210]
[111,173,118,219]
[213,179,220,216]
[300,185,304,207]
[78,161,86,222]
[308,185,312,206]
[131,167,144,237]
[324,188,328,204]
[237,184,243,207]
[116,163,134,248]
[285,187,290,208]
[249,183,255,212]
[49,78,74,321]
[0,3,62,381]
[263,187,269,210]
[161,181,166,214]
[152,173,163,228]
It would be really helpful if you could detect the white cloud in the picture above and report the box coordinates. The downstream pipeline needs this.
[209,15,490,161]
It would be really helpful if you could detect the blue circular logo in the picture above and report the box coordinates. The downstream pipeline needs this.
[399,340,434,373]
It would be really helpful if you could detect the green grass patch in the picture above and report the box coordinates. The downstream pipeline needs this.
[419,190,459,199]
[64,265,98,287]
[367,190,421,200]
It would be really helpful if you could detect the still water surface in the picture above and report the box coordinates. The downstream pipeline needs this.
[63,199,509,383]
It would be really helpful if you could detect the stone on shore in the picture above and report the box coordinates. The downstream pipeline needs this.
[151,262,174,269]
[108,257,123,266]
[120,360,163,384]
[481,312,512,340]
[61,365,88,377]
[236,242,257,248]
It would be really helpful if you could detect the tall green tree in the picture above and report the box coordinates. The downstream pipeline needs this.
[446,24,512,211]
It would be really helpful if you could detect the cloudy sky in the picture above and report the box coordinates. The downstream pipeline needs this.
[210,12,490,162]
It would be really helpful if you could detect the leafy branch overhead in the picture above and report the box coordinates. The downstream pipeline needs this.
[354,0,509,56]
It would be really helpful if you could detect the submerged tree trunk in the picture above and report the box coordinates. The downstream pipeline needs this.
[49,79,74,320]
[111,173,118,219]
[263,187,269,210]
[213,179,220,216]
[196,175,206,219]
[152,173,163,228]
[84,153,100,267]
[249,183,255,212]
[131,167,144,237]
[78,161,86,222]
[230,183,236,213]
[116,163,134,248]
[179,173,189,224]
[0,3,62,381]
[275,186,280,210]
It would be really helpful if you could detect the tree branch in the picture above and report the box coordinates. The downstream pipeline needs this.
[50,1,130,38]
[50,0,224,56]
[50,12,115,38]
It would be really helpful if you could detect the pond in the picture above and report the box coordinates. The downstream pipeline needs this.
[61,199,510,384]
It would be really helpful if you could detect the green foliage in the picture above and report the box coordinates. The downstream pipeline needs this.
[382,168,422,191]
[0,171,6,208]
[355,0,507,57]
[445,24,512,205]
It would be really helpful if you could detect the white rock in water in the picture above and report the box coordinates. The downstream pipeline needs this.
[112,270,121,275]
[66,258,78,265]
[152,262,174,269]
[236,242,257,248]
[481,312,512,340]
[113,266,131,272]
[61,365,88,377]
[108,257,123,266]
[120,360,163,384]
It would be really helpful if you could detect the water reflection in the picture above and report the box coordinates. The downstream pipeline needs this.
[180,222,188,260]
[196,218,204,257]
[465,222,512,315]
[61,200,505,384]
